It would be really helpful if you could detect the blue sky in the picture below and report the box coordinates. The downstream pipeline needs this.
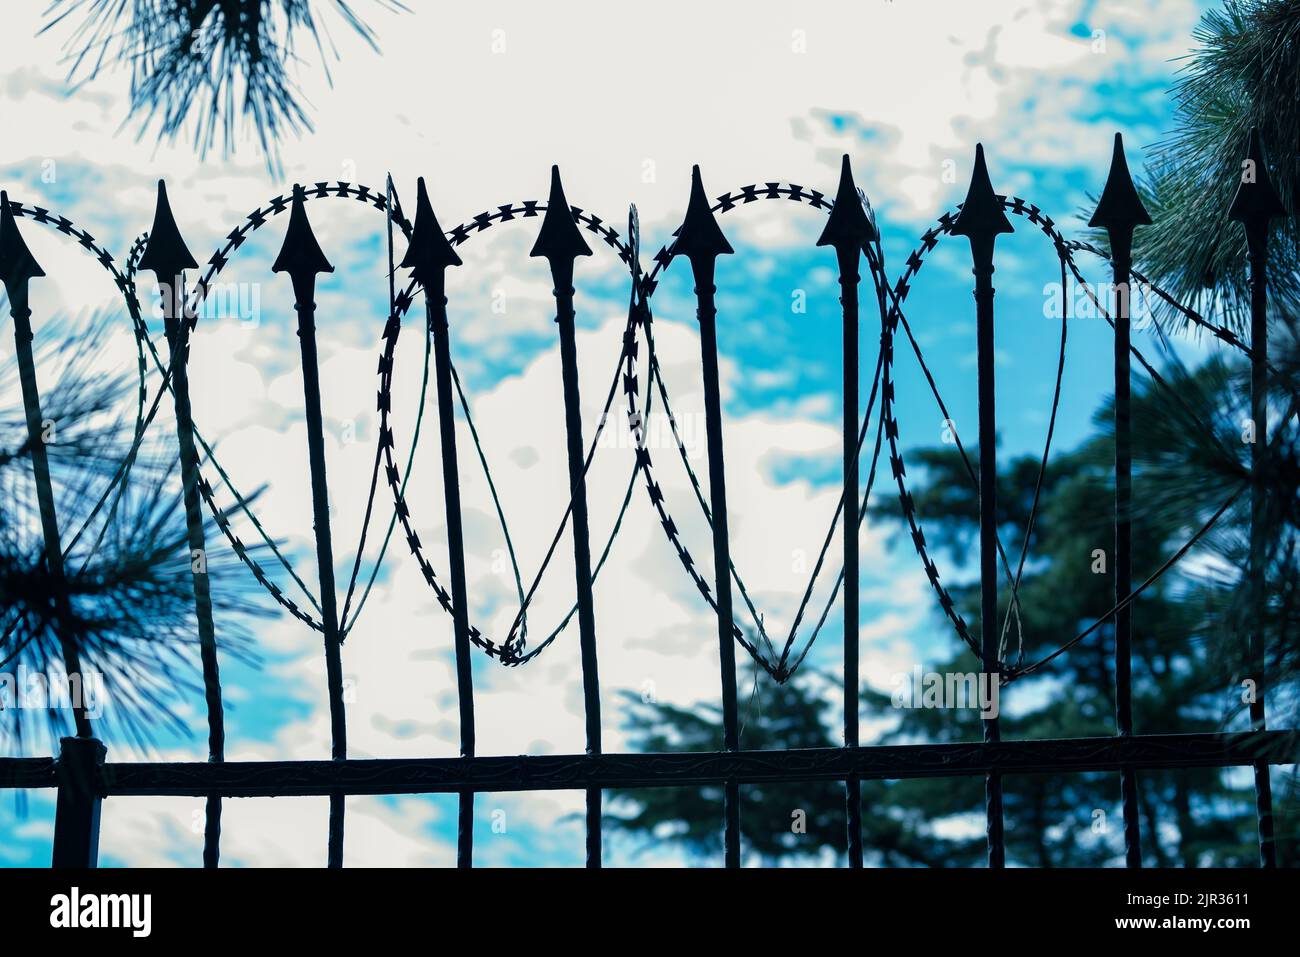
[0,0,1226,866]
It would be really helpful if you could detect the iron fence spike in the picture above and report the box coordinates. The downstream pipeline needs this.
[817,154,878,248]
[141,175,224,867]
[674,161,741,865]
[270,181,345,865]
[400,177,463,283]
[138,180,198,277]
[950,141,1010,868]
[530,165,592,261]
[416,175,479,866]
[816,151,872,869]
[951,144,1014,252]
[272,184,335,278]
[529,161,601,865]
[1229,127,1288,227]
[0,190,92,741]
[672,165,734,260]
[0,191,46,287]
[1088,133,1151,232]
[1086,131,1148,868]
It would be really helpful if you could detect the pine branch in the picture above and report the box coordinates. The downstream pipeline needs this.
[1124,0,1300,333]
[41,0,408,173]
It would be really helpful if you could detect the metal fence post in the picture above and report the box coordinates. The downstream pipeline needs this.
[817,155,878,868]
[530,166,604,868]
[401,177,478,868]
[51,735,107,867]
[272,185,349,867]
[1089,133,1151,868]
[951,145,1013,868]
[0,192,93,741]
[674,166,742,868]
[1229,127,1286,868]
[139,180,227,868]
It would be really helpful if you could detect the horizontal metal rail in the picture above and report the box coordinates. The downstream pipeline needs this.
[0,758,57,788]
[2,731,1294,796]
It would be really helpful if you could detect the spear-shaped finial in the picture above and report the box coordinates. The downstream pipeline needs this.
[139,180,198,329]
[272,185,334,297]
[1090,133,1151,231]
[0,191,45,290]
[1089,133,1151,264]
[672,165,733,262]
[400,177,462,293]
[530,165,592,263]
[138,180,198,277]
[951,144,1013,271]
[401,178,461,275]
[1229,128,1288,235]
[817,154,878,249]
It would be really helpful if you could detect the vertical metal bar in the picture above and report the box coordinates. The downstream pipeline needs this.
[554,262,603,867]
[1247,243,1276,868]
[0,195,92,740]
[1089,133,1151,868]
[1229,128,1285,867]
[1111,264,1142,867]
[431,303,476,867]
[51,736,106,868]
[10,289,91,739]
[403,177,477,868]
[818,155,875,868]
[839,245,863,869]
[165,287,226,868]
[695,262,742,868]
[974,269,1005,869]
[296,289,348,867]
[272,186,347,867]
[951,146,1012,868]
[675,166,741,867]
[139,181,225,867]
[530,167,602,867]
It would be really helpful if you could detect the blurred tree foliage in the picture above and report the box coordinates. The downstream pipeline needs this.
[0,310,261,753]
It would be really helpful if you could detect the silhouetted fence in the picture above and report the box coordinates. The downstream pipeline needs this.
[0,131,1296,868]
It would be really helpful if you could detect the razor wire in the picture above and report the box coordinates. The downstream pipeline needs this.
[3,173,1284,691]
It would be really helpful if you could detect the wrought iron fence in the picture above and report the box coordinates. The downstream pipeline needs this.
[0,129,1296,868]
